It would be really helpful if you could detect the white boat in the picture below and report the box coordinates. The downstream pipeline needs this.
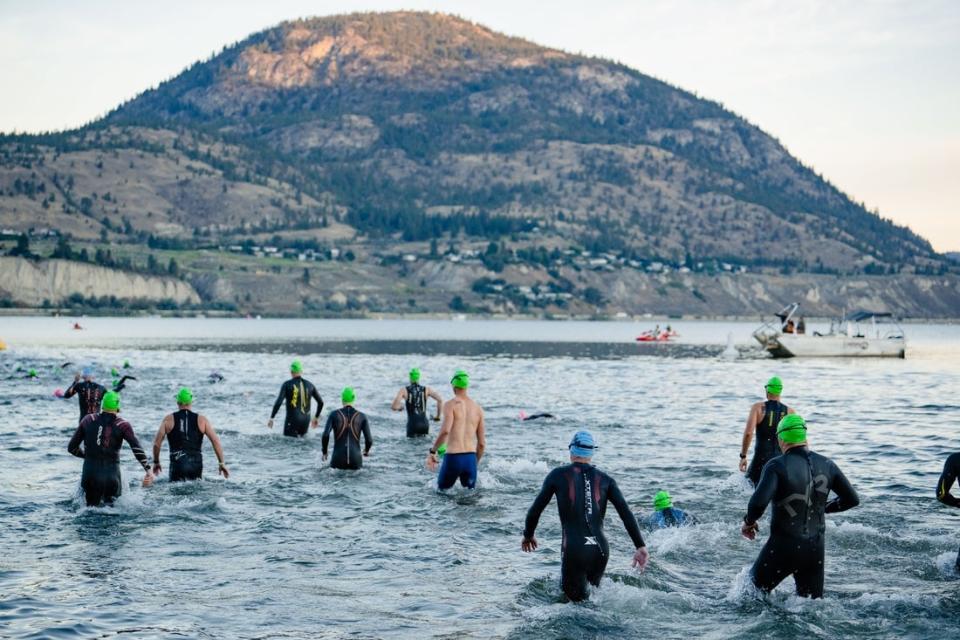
[752,303,906,358]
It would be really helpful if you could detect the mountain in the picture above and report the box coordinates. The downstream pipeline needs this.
[0,11,955,316]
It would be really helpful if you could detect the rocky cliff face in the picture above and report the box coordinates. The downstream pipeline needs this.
[0,257,200,306]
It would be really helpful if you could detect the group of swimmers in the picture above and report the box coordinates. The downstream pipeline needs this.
[59,363,960,603]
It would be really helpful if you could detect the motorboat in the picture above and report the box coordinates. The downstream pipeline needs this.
[636,326,678,342]
[752,303,906,358]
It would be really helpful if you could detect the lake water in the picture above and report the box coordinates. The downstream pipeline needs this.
[1,317,959,639]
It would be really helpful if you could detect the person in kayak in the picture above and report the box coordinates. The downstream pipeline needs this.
[936,451,960,571]
[522,430,649,602]
[739,376,794,485]
[741,414,860,598]
[64,366,133,422]
[641,490,698,529]
[268,360,324,437]
[426,370,485,490]
[67,391,153,506]
[151,388,230,482]
[322,387,372,470]
[391,368,441,437]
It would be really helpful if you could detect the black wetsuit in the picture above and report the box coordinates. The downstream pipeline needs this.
[271,376,323,437]
[322,406,372,470]
[524,462,646,602]
[63,380,107,421]
[522,413,555,421]
[747,400,790,485]
[404,383,430,437]
[167,409,204,481]
[936,452,960,570]
[745,446,860,598]
[68,412,150,506]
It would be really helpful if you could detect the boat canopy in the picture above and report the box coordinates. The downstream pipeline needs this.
[844,310,894,322]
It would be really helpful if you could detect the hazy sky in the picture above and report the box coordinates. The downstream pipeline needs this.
[2,0,957,251]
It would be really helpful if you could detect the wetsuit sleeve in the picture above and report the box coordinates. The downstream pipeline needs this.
[67,423,85,458]
[271,382,286,419]
[937,453,960,508]
[119,422,151,471]
[361,414,372,454]
[311,384,324,418]
[745,461,779,524]
[608,479,646,548]
[825,462,860,513]
[64,382,78,398]
[112,378,126,393]
[321,413,334,456]
[523,472,557,539]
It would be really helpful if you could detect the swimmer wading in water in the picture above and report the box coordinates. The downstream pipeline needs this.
[268,360,324,437]
[740,376,794,486]
[391,368,442,437]
[425,370,485,490]
[152,387,230,481]
[322,387,372,470]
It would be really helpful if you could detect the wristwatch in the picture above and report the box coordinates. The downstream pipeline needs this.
[429,448,437,455]
[739,453,747,459]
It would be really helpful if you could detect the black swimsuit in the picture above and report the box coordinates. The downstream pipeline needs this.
[168,409,204,481]
[747,400,789,485]
[322,407,372,470]
[404,383,430,437]
[68,413,150,506]
[271,377,324,437]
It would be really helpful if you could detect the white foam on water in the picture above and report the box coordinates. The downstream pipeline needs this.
[934,551,959,577]
[725,565,763,603]
[486,457,550,475]
[647,522,731,555]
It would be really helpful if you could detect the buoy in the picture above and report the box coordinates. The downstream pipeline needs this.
[0,338,6,351]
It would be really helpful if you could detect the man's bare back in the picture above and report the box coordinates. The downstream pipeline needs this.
[443,393,485,457]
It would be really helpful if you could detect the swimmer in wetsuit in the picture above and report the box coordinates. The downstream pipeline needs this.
[739,376,794,485]
[67,391,154,506]
[268,360,324,437]
[935,451,960,571]
[641,490,698,529]
[425,370,485,490]
[522,430,649,602]
[391,368,442,437]
[64,367,132,423]
[322,387,372,470]
[741,414,860,598]
[151,388,230,482]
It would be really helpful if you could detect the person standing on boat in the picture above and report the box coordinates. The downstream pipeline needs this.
[936,451,960,571]
[738,376,795,485]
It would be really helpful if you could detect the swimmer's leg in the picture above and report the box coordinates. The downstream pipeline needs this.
[561,546,591,602]
[750,536,793,594]
[437,454,457,490]
[793,537,825,598]
[585,546,609,588]
[459,453,477,489]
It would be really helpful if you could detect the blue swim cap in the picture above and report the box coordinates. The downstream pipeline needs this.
[82,366,93,378]
[569,431,597,458]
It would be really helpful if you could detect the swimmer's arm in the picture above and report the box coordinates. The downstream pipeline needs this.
[151,415,172,467]
[67,423,85,458]
[475,407,486,463]
[426,387,443,420]
[120,423,151,472]
[745,463,778,525]
[390,388,406,412]
[63,382,78,398]
[825,463,859,513]
[523,474,557,540]
[311,385,324,418]
[936,454,960,508]
[609,480,646,549]
[270,383,286,419]
[740,404,759,460]
[321,414,334,457]
[201,417,229,475]
[361,415,373,455]
[430,400,455,453]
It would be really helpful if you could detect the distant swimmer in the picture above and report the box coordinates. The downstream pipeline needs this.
[739,376,794,486]
[64,367,107,422]
[391,368,442,437]
[522,431,649,602]
[741,414,860,598]
[208,371,225,384]
[72,322,84,331]
[520,411,555,421]
[268,360,324,437]
[426,370,485,490]
[67,391,153,506]
[641,490,698,529]
[936,451,960,571]
[322,387,372,470]
[151,388,229,482]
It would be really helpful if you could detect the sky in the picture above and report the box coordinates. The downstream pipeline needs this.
[1,0,958,252]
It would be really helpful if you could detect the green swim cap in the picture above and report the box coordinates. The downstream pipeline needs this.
[123,360,131,368]
[111,367,119,378]
[437,443,447,458]
[451,370,469,389]
[653,490,673,511]
[777,414,807,443]
[342,387,355,404]
[28,368,38,378]
[290,360,303,374]
[101,391,120,412]
[765,376,783,395]
[176,387,193,405]
[409,368,421,382]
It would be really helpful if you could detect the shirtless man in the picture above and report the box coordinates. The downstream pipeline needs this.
[425,370,485,489]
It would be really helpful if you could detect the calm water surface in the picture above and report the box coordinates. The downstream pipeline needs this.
[1,317,959,639]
